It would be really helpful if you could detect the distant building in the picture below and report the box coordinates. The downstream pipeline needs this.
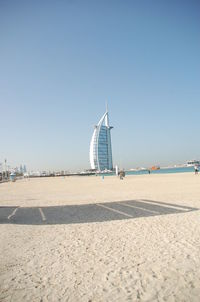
[186,160,200,167]
[14,167,19,173]
[20,165,23,174]
[90,109,113,171]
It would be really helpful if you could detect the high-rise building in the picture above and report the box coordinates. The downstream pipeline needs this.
[90,109,113,171]
[20,164,23,174]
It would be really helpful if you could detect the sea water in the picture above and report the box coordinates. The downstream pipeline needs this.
[101,166,195,176]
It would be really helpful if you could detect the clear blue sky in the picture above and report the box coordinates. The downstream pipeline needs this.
[0,0,200,171]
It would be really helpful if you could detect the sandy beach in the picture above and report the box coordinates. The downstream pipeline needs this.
[1,173,200,301]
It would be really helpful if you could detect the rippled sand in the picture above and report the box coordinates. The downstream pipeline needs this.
[1,173,200,301]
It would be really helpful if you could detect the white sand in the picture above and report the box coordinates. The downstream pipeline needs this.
[1,173,200,301]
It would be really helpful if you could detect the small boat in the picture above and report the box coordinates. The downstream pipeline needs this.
[151,165,160,171]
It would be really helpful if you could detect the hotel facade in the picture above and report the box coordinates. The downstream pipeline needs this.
[90,110,113,171]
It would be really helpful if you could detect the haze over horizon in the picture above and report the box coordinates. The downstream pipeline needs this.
[1,0,200,171]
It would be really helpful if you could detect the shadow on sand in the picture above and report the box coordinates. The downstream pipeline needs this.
[0,200,198,225]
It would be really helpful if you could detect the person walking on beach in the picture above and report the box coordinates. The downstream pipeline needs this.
[194,165,199,175]
[119,170,125,180]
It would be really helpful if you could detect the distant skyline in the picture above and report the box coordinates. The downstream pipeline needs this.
[1,0,200,171]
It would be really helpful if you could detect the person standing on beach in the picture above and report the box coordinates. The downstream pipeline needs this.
[119,170,124,180]
[194,165,199,175]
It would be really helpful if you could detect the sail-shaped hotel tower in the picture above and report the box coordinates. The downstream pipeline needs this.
[90,109,113,171]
